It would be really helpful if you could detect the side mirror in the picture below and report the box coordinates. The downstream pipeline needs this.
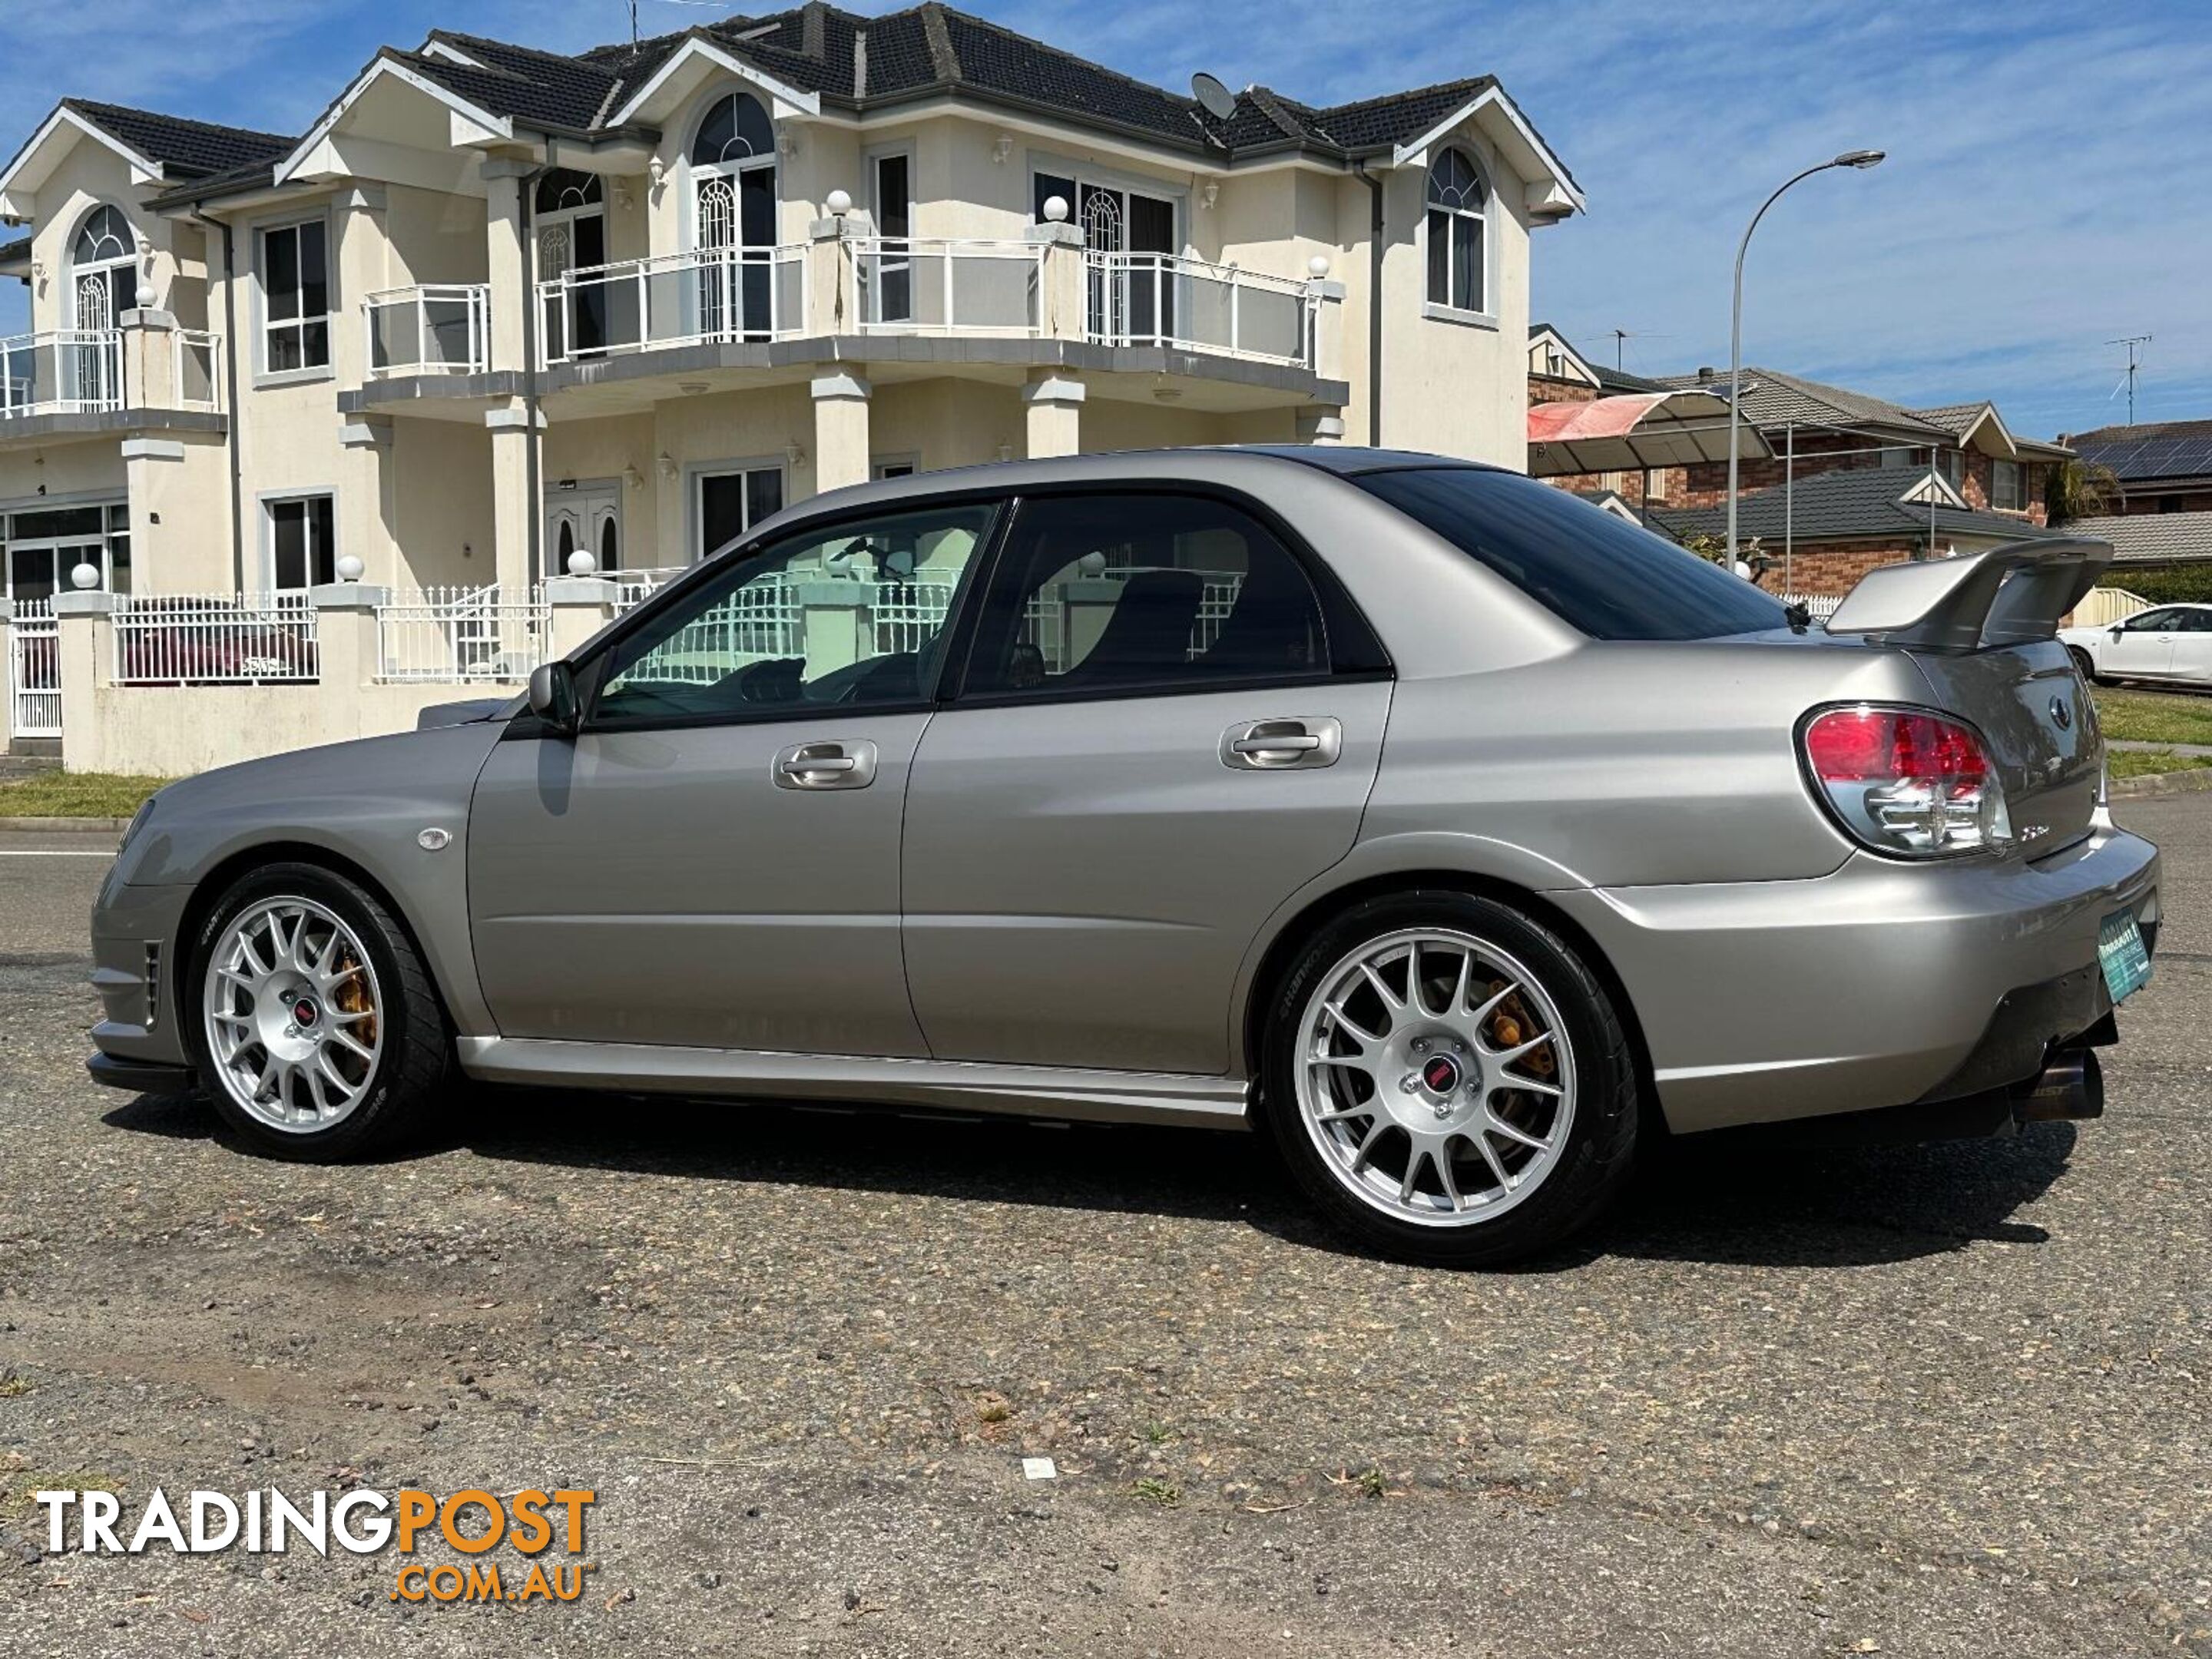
[527,660,578,736]
[2110,625,2125,639]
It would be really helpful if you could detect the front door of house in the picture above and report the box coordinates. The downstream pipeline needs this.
[545,483,622,578]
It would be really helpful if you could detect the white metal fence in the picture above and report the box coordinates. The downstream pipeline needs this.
[113,593,320,685]
[855,239,1044,335]
[7,597,60,739]
[873,581,959,655]
[364,286,490,377]
[1780,591,1844,624]
[1085,253,1316,366]
[375,585,548,683]
[538,246,806,366]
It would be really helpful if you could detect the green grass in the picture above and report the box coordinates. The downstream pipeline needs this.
[1130,1478,1181,1508]
[2091,688,2212,747]
[0,773,171,818]
[2108,749,2212,782]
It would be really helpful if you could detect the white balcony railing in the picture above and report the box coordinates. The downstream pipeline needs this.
[854,238,1045,336]
[364,285,490,378]
[1084,252,1317,368]
[0,329,124,417]
[173,329,224,412]
[538,246,806,367]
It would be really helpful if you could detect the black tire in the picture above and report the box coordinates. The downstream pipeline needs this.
[1258,889,1640,1267]
[2068,647,2107,687]
[185,862,449,1161]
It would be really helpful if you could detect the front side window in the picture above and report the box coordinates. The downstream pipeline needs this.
[260,220,330,373]
[1992,459,2025,511]
[595,502,998,725]
[961,492,1330,699]
[2123,608,2177,632]
[1359,466,1789,641]
[267,495,335,590]
[1425,147,1486,313]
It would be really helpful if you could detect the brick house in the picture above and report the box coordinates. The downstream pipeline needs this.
[1525,334,2069,594]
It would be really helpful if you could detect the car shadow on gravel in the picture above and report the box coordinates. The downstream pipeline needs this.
[103,1085,2078,1273]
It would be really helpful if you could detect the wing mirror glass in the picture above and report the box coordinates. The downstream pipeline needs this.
[528,660,579,735]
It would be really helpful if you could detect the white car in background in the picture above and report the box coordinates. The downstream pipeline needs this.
[2062,603,2212,687]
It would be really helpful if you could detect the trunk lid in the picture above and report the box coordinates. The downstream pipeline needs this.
[1906,640,2100,853]
[1823,535,2113,857]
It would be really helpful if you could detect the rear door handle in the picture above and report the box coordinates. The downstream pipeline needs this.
[773,740,879,790]
[1220,717,1343,771]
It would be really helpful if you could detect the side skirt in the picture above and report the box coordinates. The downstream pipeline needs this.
[453,1037,1253,1130]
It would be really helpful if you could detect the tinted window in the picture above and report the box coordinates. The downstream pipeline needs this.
[1358,467,1790,641]
[594,503,996,724]
[962,493,1328,698]
[2124,608,2177,631]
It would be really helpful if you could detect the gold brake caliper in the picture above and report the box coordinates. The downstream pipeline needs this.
[333,946,376,1051]
[1483,980,1556,1079]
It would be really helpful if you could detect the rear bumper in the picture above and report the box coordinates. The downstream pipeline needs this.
[1552,822,2161,1134]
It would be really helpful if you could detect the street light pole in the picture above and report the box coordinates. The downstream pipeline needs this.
[1727,149,1885,564]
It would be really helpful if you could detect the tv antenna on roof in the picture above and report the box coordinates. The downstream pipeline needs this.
[2105,333,2152,426]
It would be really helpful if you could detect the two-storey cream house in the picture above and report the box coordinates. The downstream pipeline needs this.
[0,2,1580,615]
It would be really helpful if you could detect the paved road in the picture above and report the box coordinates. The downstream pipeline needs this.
[0,804,2207,1657]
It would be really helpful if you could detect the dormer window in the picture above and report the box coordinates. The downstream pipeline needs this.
[1424,147,1487,315]
[69,204,135,331]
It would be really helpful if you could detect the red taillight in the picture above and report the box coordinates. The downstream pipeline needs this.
[1804,707,1990,786]
[1801,705,2012,858]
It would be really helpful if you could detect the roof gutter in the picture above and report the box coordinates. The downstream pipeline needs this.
[1353,160,1384,447]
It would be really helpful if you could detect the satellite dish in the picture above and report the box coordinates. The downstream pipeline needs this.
[1190,72,1238,122]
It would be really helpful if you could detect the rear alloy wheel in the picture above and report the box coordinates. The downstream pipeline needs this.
[1262,892,1639,1266]
[190,863,447,1159]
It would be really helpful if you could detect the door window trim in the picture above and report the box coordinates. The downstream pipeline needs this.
[939,481,1392,712]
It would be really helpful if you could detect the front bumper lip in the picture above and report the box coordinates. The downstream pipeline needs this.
[87,1052,197,1094]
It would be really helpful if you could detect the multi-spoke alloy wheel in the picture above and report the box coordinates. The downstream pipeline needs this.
[204,897,385,1132]
[187,863,449,1159]
[1295,928,1575,1227]
[1262,892,1640,1266]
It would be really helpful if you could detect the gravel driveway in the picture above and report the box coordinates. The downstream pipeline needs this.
[1,802,2206,1657]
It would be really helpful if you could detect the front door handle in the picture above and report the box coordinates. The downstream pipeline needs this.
[1220,717,1343,771]
[773,740,879,790]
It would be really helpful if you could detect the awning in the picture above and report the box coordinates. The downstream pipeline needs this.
[1528,390,1773,475]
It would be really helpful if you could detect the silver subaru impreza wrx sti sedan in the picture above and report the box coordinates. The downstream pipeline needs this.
[86,449,2160,1264]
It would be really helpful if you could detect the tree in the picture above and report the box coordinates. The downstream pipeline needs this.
[2045,456,2121,523]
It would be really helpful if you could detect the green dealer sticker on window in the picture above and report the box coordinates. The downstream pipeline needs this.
[2098,909,2153,1005]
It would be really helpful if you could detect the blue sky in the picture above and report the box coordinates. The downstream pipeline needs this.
[4,0,2208,438]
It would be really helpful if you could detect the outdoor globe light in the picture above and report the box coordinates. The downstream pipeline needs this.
[567,550,597,576]
[70,562,99,591]
[1043,195,1069,224]
[825,188,852,217]
[335,555,365,582]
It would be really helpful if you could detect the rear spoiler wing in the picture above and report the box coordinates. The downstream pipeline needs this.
[1824,537,2113,652]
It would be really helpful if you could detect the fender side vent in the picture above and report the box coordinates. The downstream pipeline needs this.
[144,942,162,1031]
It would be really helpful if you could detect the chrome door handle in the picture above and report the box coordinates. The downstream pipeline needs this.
[1220,717,1343,771]
[773,740,879,790]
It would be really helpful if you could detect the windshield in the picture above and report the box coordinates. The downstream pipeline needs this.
[1358,466,1790,642]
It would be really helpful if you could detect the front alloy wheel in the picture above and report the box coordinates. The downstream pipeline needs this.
[203,897,385,1132]
[1262,891,1640,1266]
[188,863,449,1159]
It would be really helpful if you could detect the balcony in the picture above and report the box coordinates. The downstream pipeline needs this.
[538,245,806,367]
[853,238,1045,336]
[364,285,490,378]
[0,326,224,429]
[1084,252,1318,369]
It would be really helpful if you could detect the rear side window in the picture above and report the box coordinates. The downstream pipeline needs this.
[1358,466,1790,641]
[959,492,1330,698]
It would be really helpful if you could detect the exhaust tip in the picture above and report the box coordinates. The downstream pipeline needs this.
[2012,1048,2104,1124]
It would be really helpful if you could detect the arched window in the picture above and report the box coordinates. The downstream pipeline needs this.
[69,204,136,330]
[533,169,604,216]
[687,90,779,339]
[689,91,776,167]
[1425,147,1486,314]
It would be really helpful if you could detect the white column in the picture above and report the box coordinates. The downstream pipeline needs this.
[811,368,873,495]
[51,591,121,775]
[481,159,533,374]
[544,575,618,658]
[1022,371,1084,459]
[485,401,544,596]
